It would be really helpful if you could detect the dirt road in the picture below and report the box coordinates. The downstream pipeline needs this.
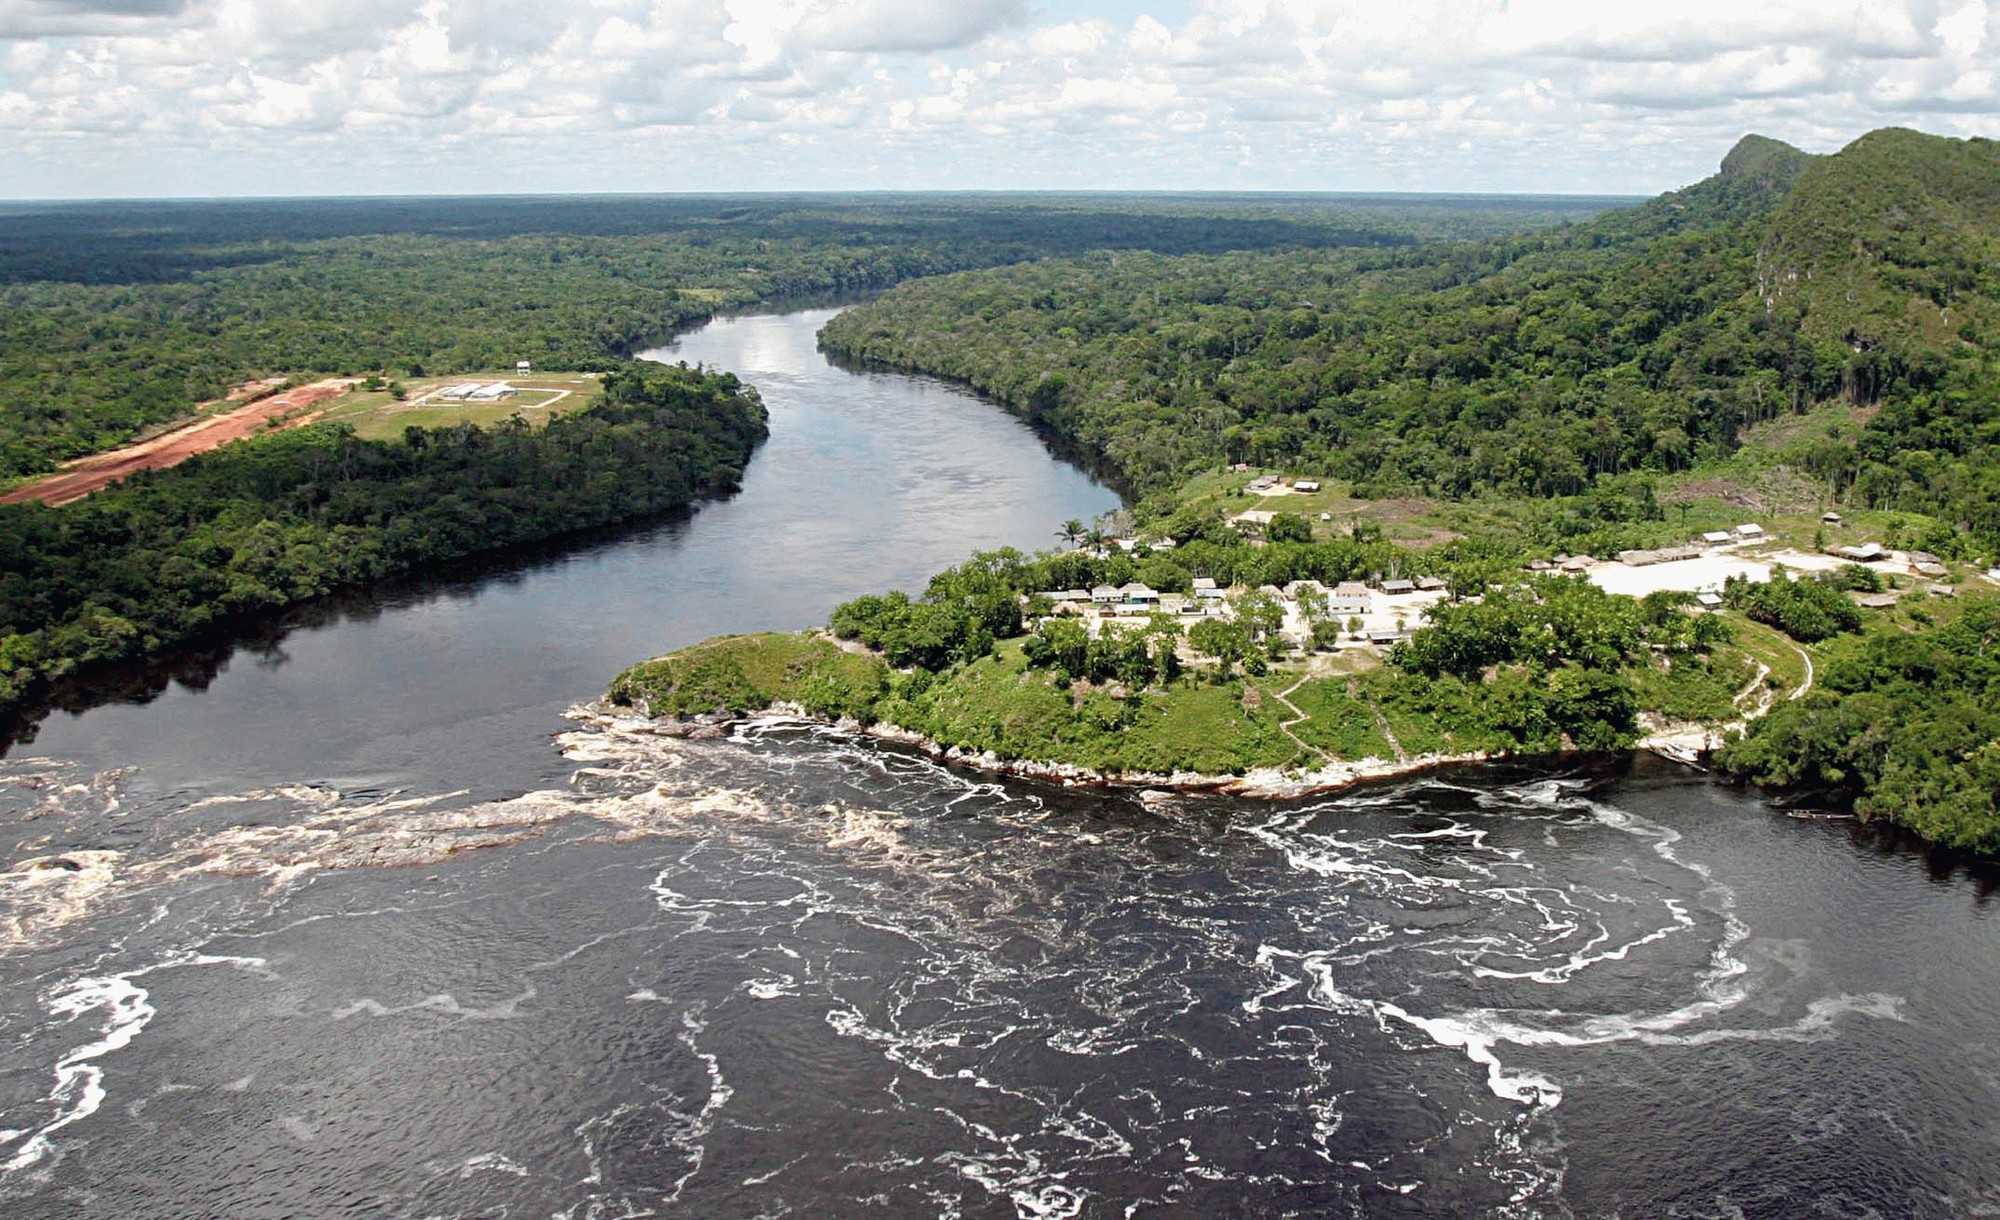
[1,378,358,507]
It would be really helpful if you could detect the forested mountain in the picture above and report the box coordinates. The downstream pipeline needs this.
[819,128,2000,545]
[0,193,1613,479]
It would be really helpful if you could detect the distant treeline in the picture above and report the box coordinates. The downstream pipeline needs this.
[0,194,1613,478]
[0,362,765,730]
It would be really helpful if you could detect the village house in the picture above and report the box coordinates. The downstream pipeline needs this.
[1293,479,1321,492]
[1701,530,1734,546]
[1733,523,1765,539]
[1191,577,1224,599]
[1695,591,1724,610]
[1328,582,1371,615]
[1380,578,1417,595]
[1090,585,1121,603]
[1617,545,1702,567]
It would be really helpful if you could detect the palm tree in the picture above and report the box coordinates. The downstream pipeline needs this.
[1083,526,1108,554]
[1056,518,1085,549]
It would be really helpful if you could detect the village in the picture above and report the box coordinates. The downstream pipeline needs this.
[1033,570,1451,653]
[1026,473,1993,664]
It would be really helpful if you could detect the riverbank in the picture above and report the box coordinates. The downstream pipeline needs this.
[605,631,1670,798]
[593,696,1499,799]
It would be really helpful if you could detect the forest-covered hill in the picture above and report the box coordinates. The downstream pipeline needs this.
[818,129,2000,546]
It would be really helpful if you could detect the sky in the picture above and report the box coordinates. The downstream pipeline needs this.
[3,0,1998,199]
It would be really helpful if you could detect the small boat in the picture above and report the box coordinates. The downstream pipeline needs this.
[1648,740,1706,769]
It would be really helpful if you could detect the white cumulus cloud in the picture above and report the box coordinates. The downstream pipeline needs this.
[0,0,1996,196]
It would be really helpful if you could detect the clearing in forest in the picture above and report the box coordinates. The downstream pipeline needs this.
[1,377,359,507]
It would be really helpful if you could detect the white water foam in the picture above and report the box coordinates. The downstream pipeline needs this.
[1,953,268,1176]
[1250,778,1904,1119]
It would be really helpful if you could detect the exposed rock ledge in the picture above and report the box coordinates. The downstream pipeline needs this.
[594,700,1500,800]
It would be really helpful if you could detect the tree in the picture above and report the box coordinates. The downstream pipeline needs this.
[1233,590,1286,656]
[1266,512,1313,544]
[1188,618,1250,678]
[1057,518,1085,549]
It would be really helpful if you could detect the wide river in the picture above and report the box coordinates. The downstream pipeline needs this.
[2,309,1996,1219]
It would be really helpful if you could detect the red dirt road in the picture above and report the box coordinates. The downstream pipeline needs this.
[1,378,359,507]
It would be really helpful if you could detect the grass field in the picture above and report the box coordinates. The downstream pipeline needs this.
[317,372,605,441]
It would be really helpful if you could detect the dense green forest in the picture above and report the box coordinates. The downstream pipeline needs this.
[0,193,1613,478]
[1720,603,2000,853]
[819,129,2000,546]
[0,362,765,729]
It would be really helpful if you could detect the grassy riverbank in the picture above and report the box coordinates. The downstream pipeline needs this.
[608,623,1749,782]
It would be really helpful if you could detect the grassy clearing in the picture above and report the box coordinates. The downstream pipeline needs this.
[318,372,605,441]
[1726,615,1812,697]
[1267,677,1395,760]
[886,645,1303,774]
[608,633,886,718]
[1176,468,1460,544]
[1627,646,1759,723]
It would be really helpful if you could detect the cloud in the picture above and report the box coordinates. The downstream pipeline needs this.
[0,0,1997,196]
[0,0,187,37]
[791,0,1028,53]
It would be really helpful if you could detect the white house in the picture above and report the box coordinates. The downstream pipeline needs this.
[1702,530,1733,545]
[1192,577,1224,599]
[1734,523,1766,539]
[1294,479,1321,492]
[516,360,533,374]
[1328,582,1371,615]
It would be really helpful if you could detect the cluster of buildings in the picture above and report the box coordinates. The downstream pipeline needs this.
[1032,572,1447,652]
[437,381,518,402]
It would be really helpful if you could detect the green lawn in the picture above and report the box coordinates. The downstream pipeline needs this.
[318,372,604,441]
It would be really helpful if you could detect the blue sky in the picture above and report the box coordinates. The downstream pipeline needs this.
[2,1,1997,199]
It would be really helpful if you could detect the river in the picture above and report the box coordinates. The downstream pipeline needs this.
[1,309,1996,1219]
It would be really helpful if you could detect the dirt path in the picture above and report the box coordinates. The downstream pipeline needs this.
[1270,676,1333,766]
[2,378,358,507]
[1735,661,1775,719]
[1789,642,1814,700]
[1368,703,1408,764]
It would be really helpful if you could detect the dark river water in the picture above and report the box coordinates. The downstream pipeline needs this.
[2,310,1997,1219]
